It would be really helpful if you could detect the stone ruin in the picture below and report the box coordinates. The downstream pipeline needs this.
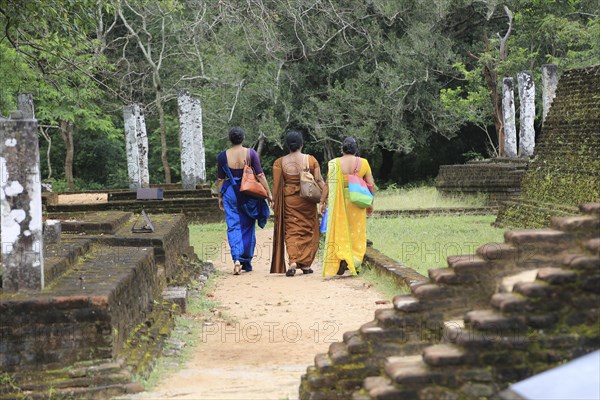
[496,65,600,228]
[0,98,214,398]
[435,65,560,206]
[300,65,600,399]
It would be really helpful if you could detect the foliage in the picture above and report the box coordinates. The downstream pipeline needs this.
[1,0,598,189]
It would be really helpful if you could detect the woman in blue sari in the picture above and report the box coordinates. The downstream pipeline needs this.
[217,127,272,275]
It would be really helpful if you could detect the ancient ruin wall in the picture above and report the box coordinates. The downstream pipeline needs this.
[496,65,600,228]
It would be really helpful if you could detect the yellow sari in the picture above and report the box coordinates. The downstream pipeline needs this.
[322,157,372,276]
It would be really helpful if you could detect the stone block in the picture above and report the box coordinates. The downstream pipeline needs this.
[315,353,333,373]
[447,255,488,273]
[328,342,351,365]
[392,295,421,312]
[422,344,466,366]
[579,202,600,215]
[586,238,600,254]
[551,215,600,232]
[536,267,577,284]
[162,286,187,313]
[411,284,450,300]
[513,281,554,298]
[43,219,62,244]
[477,243,518,261]
[491,293,527,312]
[465,309,526,332]
[562,254,600,270]
[385,356,440,384]
[505,229,570,246]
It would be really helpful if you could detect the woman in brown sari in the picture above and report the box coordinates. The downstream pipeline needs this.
[271,131,326,276]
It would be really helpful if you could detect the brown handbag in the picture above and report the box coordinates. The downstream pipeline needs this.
[299,154,322,203]
[240,148,268,199]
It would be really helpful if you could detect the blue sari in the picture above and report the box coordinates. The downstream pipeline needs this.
[220,161,270,271]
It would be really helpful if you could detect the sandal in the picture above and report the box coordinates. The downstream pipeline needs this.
[286,268,296,277]
[233,261,241,275]
[301,268,313,274]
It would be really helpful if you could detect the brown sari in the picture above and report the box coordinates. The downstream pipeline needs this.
[270,155,320,273]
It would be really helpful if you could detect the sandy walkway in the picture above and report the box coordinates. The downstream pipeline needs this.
[127,226,390,400]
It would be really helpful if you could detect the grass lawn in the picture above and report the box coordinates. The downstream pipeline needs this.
[189,222,228,262]
[367,215,505,276]
[376,185,487,210]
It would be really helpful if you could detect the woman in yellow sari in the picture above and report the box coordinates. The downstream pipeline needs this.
[319,137,375,276]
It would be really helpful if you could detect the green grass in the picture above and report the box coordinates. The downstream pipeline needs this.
[189,223,228,261]
[359,265,410,299]
[367,215,504,276]
[375,186,487,210]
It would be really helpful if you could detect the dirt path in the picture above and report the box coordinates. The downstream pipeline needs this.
[128,226,390,400]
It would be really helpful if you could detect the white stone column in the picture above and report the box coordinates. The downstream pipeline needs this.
[517,71,536,157]
[542,64,559,125]
[177,89,206,189]
[123,104,149,188]
[502,77,517,158]
[136,106,150,188]
[1,111,44,292]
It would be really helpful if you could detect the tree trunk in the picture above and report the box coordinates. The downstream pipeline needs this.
[156,87,171,184]
[256,134,265,156]
[379,147,394,182]
[323,139,335,162]
[59,120,74,191]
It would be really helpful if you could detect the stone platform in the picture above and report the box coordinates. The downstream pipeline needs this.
[0,211,205,399]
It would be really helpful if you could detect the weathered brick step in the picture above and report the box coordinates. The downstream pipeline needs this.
[447,255,488,273]
[14,383,140,400]
[384,355,441,385]
[410,282,450,301]
[14,371,132,392]
[343,330,368,354]
[392,295,421,312]
[500,269,539,293]
[361,376,414,400]
[464,309,526,332]
[579,202,600,216]
[562,253,600,270]
[551,215,600,233]
[429,267,477,284]
[422,343,467,367]
[536,267,578,285]
[44,239,93,285]
[315,353,333,374]
[585,238,600,254]
[491,293,528,312]
[108,188,213,201]
[504,229,571,248]
[477,243,518,261]
[374,308,421,328]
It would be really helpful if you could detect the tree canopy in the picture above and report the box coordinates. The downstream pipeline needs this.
[1,0,598,188]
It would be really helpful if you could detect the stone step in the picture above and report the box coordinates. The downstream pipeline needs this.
[464,309,526,332]
[477,243,518,261]
[447,255,488,273]
[513,280,555,299]
[314,353,333,374]
[384,355,442,385]
[342,330,369,355]
[429,267,477,284]
[490,293,528,312]
[562,253,600,270]
[551,215,600,233]
[536,267,577,285]
[328,341,351,365]
[410,283,451,301]
[504,229,571,248]
[392,295,422,313]
[375,308,419,329]
[500,269,539,293]
[585,238,600,254]
[579,202,600,216]
[362,376,415,400]
[422,343,467,366]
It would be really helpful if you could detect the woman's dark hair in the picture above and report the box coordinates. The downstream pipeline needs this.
[228,127,245,145]
[285,130,304,152]
[342,137,359,155]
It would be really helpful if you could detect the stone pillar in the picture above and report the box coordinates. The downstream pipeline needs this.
[177,89,206,189]
[1,111,44,292]
[517,71,536,157]
[17,93,35,119]
[542,64,558,125]
[123,104,149,189]
[502,77,518,158]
